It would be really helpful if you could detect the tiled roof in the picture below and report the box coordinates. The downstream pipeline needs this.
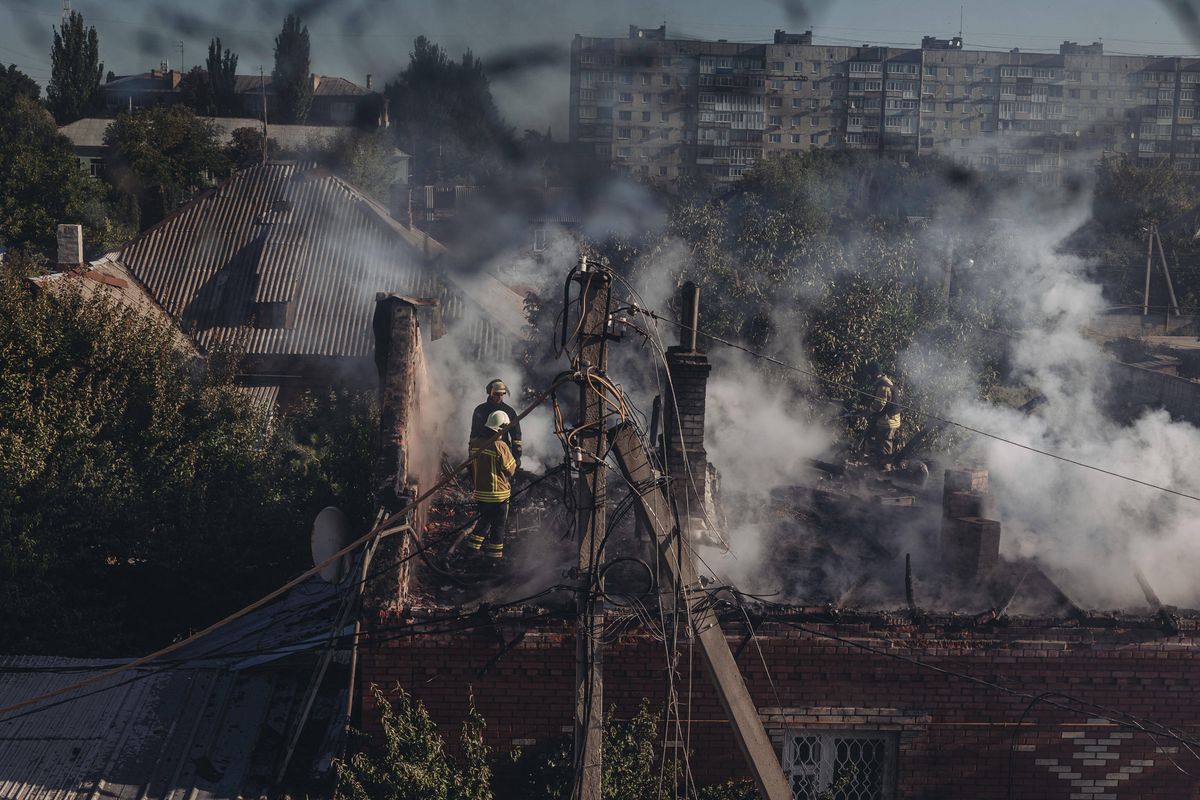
[113,162,522,360]
[0,577,351,798]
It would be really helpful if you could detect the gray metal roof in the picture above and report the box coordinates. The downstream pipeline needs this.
[113,162,522,360]
[0,577,351,798]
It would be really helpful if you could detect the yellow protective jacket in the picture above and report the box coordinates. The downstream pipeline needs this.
[869,376,901,430]
[469,436,518,502]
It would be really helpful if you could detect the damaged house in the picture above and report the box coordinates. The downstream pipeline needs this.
[351,275,1200,800]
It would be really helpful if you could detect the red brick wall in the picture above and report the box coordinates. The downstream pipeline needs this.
[360,616,1200,799]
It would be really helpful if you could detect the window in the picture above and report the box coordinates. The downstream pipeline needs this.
[811,61,821,74]
[616,146,631,157]
[794,62,803,71]
[642,111,651,121]
[580,52,594,65]
[579,107,597,120]
[810,116,819,127]
[791,115,802,125]
[943,120,951,130]
[768,133,782,142]
[769,114,783,125]
[769,97,782,107]
[793,98,804,108]
[772,61,785,70]
[794,80,805,90]
[924,65,937,77]
[771,79,784,90]
[661,74,671,86]
[784,731,897,800]
[621,73,633,85]
[619,110,632,120]
[810,133,820,144]
[619,92,633,102]
[641,92,651,103]
[658,166,668,176]
[532,228,548,252]
[944,102,954,112]
[661,112,670,122]
[791,133,802,143]
[660,92,672,103]
[617,127,631,138]
[88,158,105,178]
[810,98,819,110]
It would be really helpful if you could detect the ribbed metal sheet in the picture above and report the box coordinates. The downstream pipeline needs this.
[0,578,348,799]
[114,163,517,362]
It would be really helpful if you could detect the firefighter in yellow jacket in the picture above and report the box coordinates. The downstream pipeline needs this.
[864,361,901,469]
[466,410,518,563]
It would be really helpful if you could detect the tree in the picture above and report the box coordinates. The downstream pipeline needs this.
[385,37,516,184]
[0,265,377,654]
[226,126,276,169]
[207,37,240,116]
[273,14,312,123]
[179,65,216,116]
[104,106,229,227]
[0,64,39,105]
[318,128,402,203]
[335,685,493,800]
[46,10,103,124]
[0,96,111,252]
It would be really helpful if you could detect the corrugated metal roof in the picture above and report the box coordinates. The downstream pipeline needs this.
[231,75,372,97]
[0,577,350,798]
[114,162,520,361]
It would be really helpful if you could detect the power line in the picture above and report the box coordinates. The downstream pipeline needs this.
[631,305,1200,505]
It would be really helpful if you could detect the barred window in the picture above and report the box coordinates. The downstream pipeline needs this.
[784,730,897,800]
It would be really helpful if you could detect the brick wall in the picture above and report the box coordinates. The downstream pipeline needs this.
[361,614,1200,799]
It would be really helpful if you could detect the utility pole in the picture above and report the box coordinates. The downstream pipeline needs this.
[176,40,184,74]
[260,66,269,164]
[572,257,611,800]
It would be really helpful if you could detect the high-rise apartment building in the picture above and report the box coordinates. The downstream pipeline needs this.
[569,26,1200,185]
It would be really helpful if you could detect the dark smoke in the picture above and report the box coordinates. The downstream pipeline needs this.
[483,44,569,80]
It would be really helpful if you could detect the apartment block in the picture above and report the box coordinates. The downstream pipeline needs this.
[570,26,1200,185]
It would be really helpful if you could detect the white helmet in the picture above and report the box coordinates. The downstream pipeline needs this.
[485,410,510,431]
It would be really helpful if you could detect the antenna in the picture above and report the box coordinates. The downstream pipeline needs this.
[61,0,70,24]
[260,65,268,163]
[176,40,184,73]
[959,5,964,39]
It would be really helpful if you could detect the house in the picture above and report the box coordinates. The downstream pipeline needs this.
[0,575,355,797]
[98,161,523,405]
[58,117,410,186]
[348,288,1200,800]
[101,68,382,127]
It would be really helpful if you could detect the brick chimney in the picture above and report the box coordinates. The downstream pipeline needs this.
[56,224,83,269]
[662,282,715,537]
[940,467,1001,580]
[169,69,182,89]
[366,73,373,90]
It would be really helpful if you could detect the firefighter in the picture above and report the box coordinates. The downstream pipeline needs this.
[465,410,518,565]
[470,379,522,469]
[863,360,901,469]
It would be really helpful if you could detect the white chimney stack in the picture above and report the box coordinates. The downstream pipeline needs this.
[57,224,83,268]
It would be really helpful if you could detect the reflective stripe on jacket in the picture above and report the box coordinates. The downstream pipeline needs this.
[469,437,518,502]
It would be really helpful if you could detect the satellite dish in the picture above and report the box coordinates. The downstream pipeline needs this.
[311,506,351,584]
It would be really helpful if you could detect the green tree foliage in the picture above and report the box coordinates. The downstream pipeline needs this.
[179,65,216,116]
[0,63,40,105]
[273,14,313,123]
[335,685,493,800]
[318,128,403,203]
[104,105,229,227]
[0,265,376,654]
[0,96,111,252]
[207,37,240,116]
[225,126,276,170]
[46,10,103,124]
[385,37,516,184]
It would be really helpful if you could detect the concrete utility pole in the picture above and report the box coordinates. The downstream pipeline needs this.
[260,66,269,164]
[572,258,611,800]
[610,423,793,800]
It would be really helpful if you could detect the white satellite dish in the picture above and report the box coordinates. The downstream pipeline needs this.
[311,506,351,584]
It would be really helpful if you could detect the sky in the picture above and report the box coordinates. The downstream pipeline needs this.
[2,0,1200,130]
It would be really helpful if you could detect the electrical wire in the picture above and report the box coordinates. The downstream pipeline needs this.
[632,304,1200,505]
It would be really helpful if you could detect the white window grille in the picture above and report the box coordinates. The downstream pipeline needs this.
[784,731,897,800]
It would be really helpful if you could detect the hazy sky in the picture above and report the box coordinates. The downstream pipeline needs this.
[2,0,1199,130]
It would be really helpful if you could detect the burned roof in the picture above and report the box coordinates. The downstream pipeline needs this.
[112,162,523,360]
[0,576,351,798]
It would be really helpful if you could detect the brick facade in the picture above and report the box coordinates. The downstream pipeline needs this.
[361,614,1200,798]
